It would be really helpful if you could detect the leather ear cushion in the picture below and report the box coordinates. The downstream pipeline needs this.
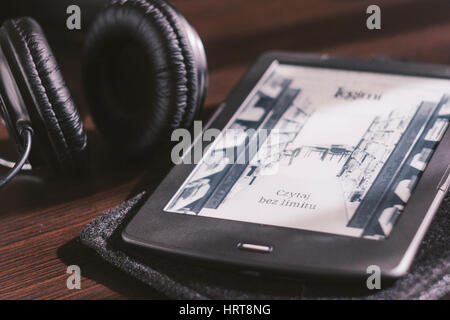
[2,17,88,172]
[149,0,201,127]
[83,0,199,155]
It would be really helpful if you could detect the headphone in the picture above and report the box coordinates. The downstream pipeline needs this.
[0,0,207,187]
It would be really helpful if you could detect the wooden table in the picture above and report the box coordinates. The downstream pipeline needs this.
[1,0,449,299]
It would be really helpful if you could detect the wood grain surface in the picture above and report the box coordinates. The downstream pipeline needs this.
[0,0,449,299]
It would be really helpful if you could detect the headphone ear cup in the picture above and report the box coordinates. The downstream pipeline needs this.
[150,0,208,128]
[83,0,207,156]
[0,17,88,173]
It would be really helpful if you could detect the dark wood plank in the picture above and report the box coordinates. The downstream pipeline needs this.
[0,0,449,299]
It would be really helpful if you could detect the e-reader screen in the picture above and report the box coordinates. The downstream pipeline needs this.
[164,62,450,240]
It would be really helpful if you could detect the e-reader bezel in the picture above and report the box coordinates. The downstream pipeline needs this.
[122,52,450,279]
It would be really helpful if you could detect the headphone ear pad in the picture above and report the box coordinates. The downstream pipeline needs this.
[0,17,88,173]
[83,0,206,156]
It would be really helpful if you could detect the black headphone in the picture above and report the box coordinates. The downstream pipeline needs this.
[0,0,207,187]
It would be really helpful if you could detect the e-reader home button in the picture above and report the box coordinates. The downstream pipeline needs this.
[237,242,273,253]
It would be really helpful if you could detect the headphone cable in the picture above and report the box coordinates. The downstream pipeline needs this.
[0,158,32,170]
[0,125,33,188]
